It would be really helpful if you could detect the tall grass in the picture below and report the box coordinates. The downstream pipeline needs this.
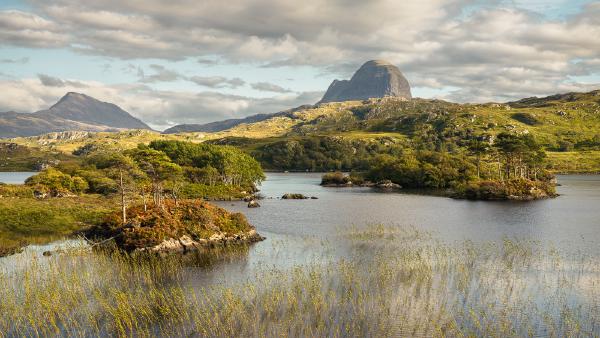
[1,225,599,337]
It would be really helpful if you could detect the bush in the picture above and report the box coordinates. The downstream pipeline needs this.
[460,181,507,200]
[0,184,35,198]
[180,183,246,200]
[25,168,87,196]
[557,140,574,152]
[321,172,350,185]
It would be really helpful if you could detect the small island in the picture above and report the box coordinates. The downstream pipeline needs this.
[0,140,266,256]
[88,200,263,253]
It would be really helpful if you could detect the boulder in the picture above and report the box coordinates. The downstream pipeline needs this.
[281,193,309,199]
[376,180,402,189]
[247,200,261,208]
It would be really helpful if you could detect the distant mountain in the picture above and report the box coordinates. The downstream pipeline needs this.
[319,60,412,103]
[164,113,275,134]
[163,105,313,134]
[0,92,151,138]
[164,60,412,134]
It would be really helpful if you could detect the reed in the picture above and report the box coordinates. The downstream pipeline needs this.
[1,225,599,337]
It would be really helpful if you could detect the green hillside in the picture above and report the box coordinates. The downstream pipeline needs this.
[5,90,600,173]
[206,90,600,173]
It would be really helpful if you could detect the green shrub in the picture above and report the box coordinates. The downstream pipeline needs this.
[25,168,88,195]
[321,172,350,185]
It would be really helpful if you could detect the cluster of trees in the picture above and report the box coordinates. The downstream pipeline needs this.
[26,141,265,224]
[254,136,405,171]
[467,132,548,181]
[150,141,264,187]
[252,132,550,192]
[366,151,476,189]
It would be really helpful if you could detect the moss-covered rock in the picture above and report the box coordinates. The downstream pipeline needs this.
[90,199,263,252]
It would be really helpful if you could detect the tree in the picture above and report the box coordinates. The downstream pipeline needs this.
[493,132,546,181]
[467,139,490,178]
[88,151,144,224]
[127,146,182,208]
[149,140,264,188]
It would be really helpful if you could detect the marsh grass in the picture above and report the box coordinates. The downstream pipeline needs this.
[1,225,599,337]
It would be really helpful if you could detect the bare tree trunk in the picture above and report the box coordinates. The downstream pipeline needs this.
[498,161,502,181]
[141,188,148,212]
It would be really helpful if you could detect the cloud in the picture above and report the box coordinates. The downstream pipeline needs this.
[0,1,599,103]
[0,76,322,130]
[139,64,182,83]
[0,10,68,48]
[38,74,88,88]
[251,81,292,93]
[188,76,245,89]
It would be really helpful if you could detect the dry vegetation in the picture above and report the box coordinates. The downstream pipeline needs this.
[1,225,599,337]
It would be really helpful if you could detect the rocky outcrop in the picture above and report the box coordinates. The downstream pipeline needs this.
[138,229,265,254]
[375,180,402,190]
[281,193,309,199]
[319,60,412,103]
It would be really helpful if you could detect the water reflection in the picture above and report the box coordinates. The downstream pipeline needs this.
[217,173,600,255]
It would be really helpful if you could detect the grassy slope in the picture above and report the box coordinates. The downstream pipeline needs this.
[0,193,114,254]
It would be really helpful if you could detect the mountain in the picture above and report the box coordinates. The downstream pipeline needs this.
[163,105,313,134]
[319,60,412,103]
[0,92,151,138]
[164,60,411,133]
[9,90,600,173]
[164,113,275,134]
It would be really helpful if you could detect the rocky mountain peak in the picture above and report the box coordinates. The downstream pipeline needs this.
[319,60,412,103]
[42,92,151,130]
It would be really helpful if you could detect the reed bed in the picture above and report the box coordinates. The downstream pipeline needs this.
[1,225,599,337]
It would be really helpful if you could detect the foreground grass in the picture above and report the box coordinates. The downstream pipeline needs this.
[0,195,114,255]
[1,225,599,337]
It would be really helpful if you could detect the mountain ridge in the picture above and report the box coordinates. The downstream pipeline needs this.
[0,92,151,138]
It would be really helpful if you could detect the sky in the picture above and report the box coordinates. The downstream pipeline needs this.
[0,0,599,130]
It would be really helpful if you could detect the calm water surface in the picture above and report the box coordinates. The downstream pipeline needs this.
[218,173,600,252]
[0,172,36,184]
[3,173,600,284]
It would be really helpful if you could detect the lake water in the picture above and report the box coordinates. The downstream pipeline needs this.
[2,173,600,335]
[217,173,600,254]
[0,172,36,184]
